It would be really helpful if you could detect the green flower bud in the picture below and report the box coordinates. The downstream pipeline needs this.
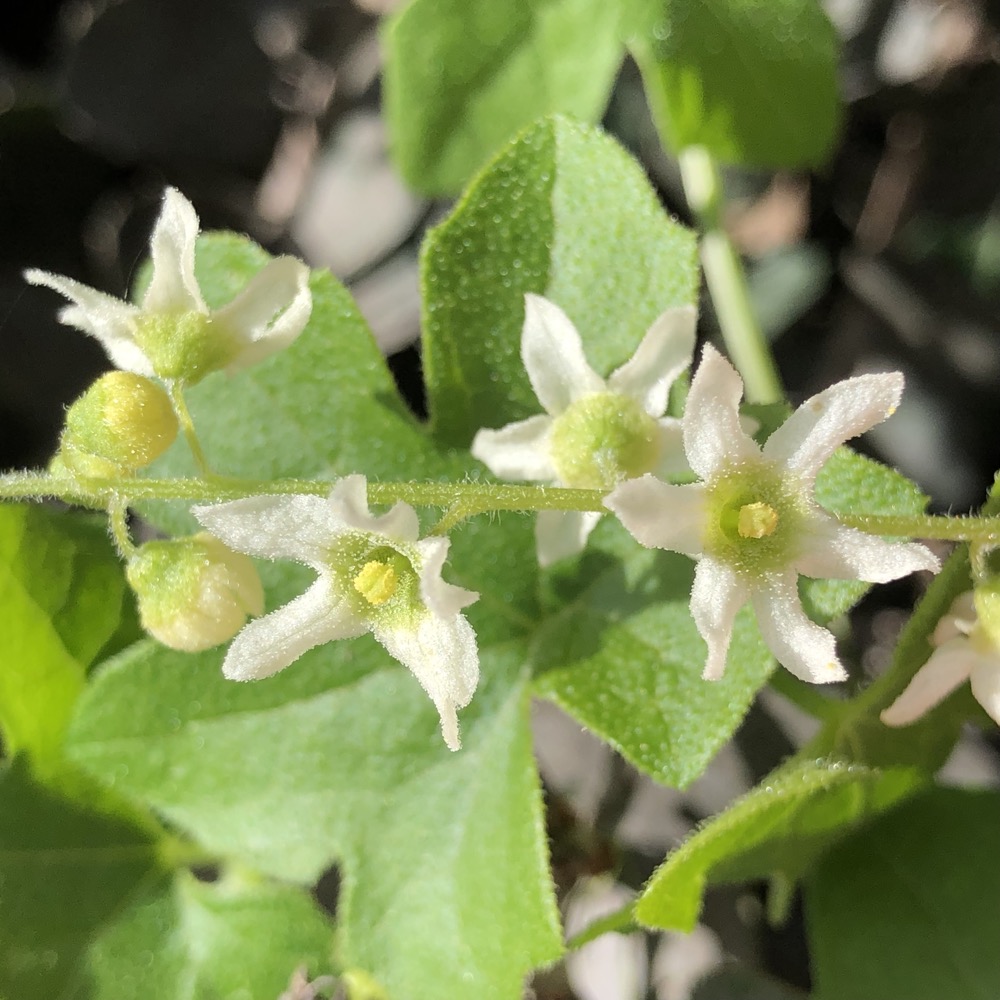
[59,372,178,477]
[127,533,265,652]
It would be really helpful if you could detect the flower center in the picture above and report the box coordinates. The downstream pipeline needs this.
[353,560,399,606]
[549,392,661,490]
[703,463,805,578]
[133,310,239,384]
[737,502,779,539]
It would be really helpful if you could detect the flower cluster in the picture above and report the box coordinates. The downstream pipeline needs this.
[27,211,962,750]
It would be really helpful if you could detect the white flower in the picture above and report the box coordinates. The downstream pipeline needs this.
[193,475,479,750]
[25,187,311,385]
[605,345,939,683]
[471,293,696,567]
[881,592,1000,727]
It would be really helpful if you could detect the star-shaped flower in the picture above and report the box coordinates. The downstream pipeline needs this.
[605,345,940,682]
[193,475,479,750]
[26,188,312,385]
[471,293,696,566]
[881,592,1000,727]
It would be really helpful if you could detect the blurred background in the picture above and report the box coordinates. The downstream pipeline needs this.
[2,1,999,997]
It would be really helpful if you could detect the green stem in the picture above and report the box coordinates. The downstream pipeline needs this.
[0,471,609,514]
[107,494,135,558]
[679,145,783,405]
[836,511,1000,545]
[168,382,212,477]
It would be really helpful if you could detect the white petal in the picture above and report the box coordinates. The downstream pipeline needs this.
[604,475,705,557]
[415,536,479,616]
[471,415,556,481]
[751,573,847,683]
[763,371,904,482]
[521,294,603,414]
[932,592,977,645]
[222,578,365,680]
[880,639,974,726]
[373,612,479,750]
[691,558,747,680]
[683,345,760,479]
[142,188,206,314]
[795,511,940,583]
[327,474,420,542]
[216,256,312,372]
[607,304,696,416]
[194,493,347,566]
[652,418,688,478]
[535,509,602,567]
[24,269,151,374]
[970,654,1000,726]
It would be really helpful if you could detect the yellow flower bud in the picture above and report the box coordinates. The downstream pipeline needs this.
[59,372,178,477]
[127,533,265,652]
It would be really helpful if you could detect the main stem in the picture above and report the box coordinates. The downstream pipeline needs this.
[5,471,1000,544]
[679,146,784,406]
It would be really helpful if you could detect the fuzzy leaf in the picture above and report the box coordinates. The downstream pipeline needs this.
[0,505,131,761]
[384,0,624,193]
[85,873,334,1000]
[421,115,698,447]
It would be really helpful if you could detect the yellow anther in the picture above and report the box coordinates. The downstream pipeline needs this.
[353,561,398,605]
[737,502,779,539]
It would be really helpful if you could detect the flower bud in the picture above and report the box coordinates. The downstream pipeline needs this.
[127,533,264,652]
[59,372,178,477]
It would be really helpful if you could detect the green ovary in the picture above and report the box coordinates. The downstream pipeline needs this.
[702,463,807,577]
[549,392,661,490]
[331,537,423,626]
[133,311,239,383]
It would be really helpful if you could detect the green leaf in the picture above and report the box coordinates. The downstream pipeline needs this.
[421,115,699,447]
[0,756,162,1000]
[85,873,333,1000]
[634,758,924,931]
[66,641,560,1000]
[807,787,1000,1000]
[0,505,130,761]
[628,0,840,167]
[384,0,625,194]
[533,520,774,788]
[802,448,931,623]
